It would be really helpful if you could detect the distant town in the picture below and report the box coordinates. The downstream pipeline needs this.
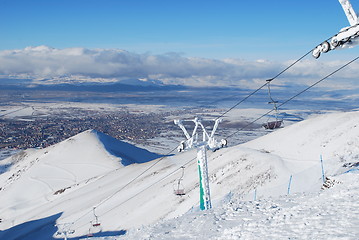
[0,87,267,154]
[0,109,180,149]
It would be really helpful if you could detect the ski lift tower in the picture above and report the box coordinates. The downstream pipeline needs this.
[174,117,227,210]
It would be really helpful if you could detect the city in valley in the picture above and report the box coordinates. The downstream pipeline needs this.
[1,107,173,149]
[0,89,270,160]
[0,86,343,160]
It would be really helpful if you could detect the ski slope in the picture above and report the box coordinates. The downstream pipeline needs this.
[126,171,359,239]
[0,111,358,239]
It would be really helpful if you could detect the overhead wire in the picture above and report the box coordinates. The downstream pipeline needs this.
[214,32,338,121]
[2,27,354,235]
[226,55,359,139]
[68,145,179,226]
[215,48,314,120]
[90,155,198,223]
[72,154,198,230]
[87,55,359,223]
[59,33,355,228]
[103,55,359,217]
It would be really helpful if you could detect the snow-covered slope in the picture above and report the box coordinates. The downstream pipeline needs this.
[244,111,359,175]
[125,111,359,239]
[0,129,162,239]
[126,171,359,239]
[0,111,358,239]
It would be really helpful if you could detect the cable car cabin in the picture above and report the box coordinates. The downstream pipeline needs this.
[174,188,186,196]
[262,120,282,130]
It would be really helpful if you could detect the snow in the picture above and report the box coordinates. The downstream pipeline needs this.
[126,172,359,240]
[0,111,358,239]
[0,129,162,237]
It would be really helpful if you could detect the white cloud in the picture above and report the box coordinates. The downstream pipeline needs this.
[0,46,358,89]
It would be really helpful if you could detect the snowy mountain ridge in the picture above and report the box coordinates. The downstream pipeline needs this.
[0,129,162,233]
[0,129,161,191]
[0,111,358,239]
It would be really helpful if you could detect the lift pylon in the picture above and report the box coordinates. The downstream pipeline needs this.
[174,117,227,210]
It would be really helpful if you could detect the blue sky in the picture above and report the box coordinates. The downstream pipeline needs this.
[0,0,357,60]
[0,0,358,89]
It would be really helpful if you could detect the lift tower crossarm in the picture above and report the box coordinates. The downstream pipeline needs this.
[210,119,222,138]
[174,119,191,140]
[174,117,227,210]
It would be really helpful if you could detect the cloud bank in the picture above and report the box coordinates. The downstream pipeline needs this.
[0,46,357,89]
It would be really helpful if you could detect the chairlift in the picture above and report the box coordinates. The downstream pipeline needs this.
[87,207,102,238]
[263,80,283,130]
[173,167,186,196]
[92,207,101,227]
[87,229,94,237]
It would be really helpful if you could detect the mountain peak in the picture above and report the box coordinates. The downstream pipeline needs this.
[74,129,162,166]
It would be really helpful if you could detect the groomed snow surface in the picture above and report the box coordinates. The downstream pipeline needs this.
[0,111,359,239]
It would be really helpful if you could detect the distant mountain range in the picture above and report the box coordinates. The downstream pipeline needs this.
[0,78,186,92]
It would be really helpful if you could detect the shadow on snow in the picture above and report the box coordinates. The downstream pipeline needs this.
[0,213,126,240]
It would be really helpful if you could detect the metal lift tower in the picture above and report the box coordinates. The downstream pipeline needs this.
[174,117,227,210]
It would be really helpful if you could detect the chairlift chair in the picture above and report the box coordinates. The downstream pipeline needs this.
[87,229,94,237]
[92,222,101,227]
[263,120,283,130]
[92,207,101,227]
[263,80,283,130]
[173,167,186,196]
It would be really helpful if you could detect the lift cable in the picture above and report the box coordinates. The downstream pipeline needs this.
[91,55,359,220]
[67,145,179,226]
[100,158,196,216]
[214,32,339,122]
[226,55,359,139]
[62,54,358,231]
[59,37,347,228]
[215,48,313,121]
[73,155,198,230]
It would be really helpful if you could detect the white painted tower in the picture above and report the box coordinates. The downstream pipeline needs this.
[174,117,227,210]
